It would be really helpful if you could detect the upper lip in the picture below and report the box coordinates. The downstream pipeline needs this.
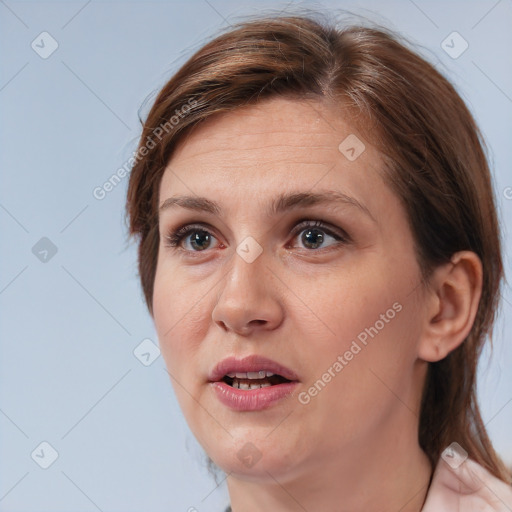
[208,355,300,382]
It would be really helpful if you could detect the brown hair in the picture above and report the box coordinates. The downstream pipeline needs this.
[126,11,511,483]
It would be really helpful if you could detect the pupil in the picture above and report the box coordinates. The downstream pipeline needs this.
[302,228,323,249]
[191,231,210,251]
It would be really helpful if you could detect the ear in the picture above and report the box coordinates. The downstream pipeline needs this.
[418,251,483,363]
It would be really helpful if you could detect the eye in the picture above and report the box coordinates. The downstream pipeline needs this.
[289,219,349,250]
[164,223,221,252]
[163,219,350,253]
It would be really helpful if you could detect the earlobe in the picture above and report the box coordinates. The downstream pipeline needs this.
[418,251,483,363]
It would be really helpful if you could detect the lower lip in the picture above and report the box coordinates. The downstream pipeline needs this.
[210,381,299,411]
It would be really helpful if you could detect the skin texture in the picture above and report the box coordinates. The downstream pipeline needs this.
[152,97,483,512]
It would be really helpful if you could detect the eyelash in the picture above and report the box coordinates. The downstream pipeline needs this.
[163,219,350,253]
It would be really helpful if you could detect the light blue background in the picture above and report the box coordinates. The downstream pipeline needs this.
[1,1,511,511]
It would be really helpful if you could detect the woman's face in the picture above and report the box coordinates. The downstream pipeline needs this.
[153,97,428,479]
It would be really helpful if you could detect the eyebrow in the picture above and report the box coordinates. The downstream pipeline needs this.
[159,191,375,222]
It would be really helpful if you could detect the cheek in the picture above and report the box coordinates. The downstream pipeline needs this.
[152,265,214,426]
[299,253,422,388]
[290,258,403,346]
[152,263,209,375]
[299,298,421,445]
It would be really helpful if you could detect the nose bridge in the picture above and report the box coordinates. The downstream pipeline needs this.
[222,237,267,302]
[212,239,283,334]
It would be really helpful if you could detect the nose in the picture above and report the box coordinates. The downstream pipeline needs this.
[211,247,284,336]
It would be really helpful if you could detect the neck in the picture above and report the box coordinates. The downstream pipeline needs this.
[226,414,433,512]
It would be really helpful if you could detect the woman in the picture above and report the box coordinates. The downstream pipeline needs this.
[126,12,512,511]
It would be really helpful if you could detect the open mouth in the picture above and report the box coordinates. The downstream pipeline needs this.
[222,371,292,390]
[210,358,299,410]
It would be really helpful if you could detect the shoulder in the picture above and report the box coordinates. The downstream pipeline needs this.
[422,447,512,511]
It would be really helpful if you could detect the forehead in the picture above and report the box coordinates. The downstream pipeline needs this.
[159,97,385,214]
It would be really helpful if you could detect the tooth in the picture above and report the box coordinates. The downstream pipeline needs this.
[252,382,272,389]
[247,371,261,379]
[265,371,275,377]
[235,372,247,378]
[227,372,236,378]
[239,381,250,390]
[258,370,266,378]
[232,380,240,389]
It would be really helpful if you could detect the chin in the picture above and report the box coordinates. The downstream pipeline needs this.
[205,432,302,481]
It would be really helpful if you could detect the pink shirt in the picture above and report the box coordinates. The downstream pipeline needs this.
[423,449,512,511]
